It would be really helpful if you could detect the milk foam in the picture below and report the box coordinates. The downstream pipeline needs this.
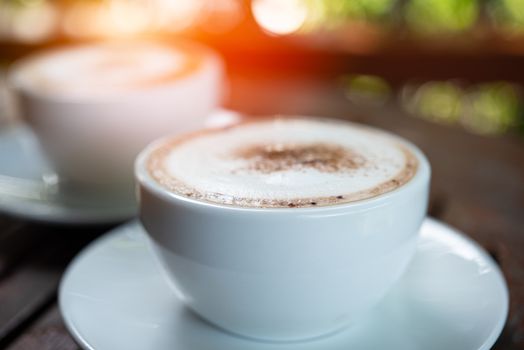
[148,118,419,208]
[11,42,203,98]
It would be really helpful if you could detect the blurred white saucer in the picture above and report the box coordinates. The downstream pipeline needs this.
[59,218,508,350]
[0,109,241,224]
[0,123,136,224]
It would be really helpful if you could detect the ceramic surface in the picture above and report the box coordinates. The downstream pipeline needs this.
[59,218,508,350]
[135,121,431,340]
[0,124,135,224]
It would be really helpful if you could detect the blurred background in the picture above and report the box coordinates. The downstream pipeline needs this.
[1,0,524,137]
[0,3,523,349]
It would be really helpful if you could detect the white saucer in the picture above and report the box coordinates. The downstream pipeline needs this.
[0,109,242,224]
[59,218,508,350]
[0,124,136,224]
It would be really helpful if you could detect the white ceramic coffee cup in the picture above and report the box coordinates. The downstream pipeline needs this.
[8,40,224,203]
[136,121,431,341]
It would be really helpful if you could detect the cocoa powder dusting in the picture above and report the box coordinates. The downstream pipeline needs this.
[234,143,366,174]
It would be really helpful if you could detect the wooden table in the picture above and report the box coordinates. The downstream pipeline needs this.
[0,71,523,349]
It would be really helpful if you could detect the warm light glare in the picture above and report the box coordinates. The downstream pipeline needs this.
[199,0,243,33]
[63,0,205,39]
[63,2,115,38]
[63,0,153,39]
[153,0,204,32]
[252,0,307,35]
[108,0,151,36]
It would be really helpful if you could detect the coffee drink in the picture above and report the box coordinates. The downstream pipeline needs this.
[9,41,208,99]
[147,117,418,208]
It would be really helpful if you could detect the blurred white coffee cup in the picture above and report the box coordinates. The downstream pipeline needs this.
[8,40,224,204]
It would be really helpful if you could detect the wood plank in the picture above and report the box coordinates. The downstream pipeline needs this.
[0,223,106,348]
[6,305,79,350]
[0,221,47,280]
[0,252,59,344]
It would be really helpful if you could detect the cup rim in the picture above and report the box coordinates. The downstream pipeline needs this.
[6,39,222,105]
[135,116,431,214]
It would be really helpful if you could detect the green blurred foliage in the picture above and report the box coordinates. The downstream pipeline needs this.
[303,0,396,27]
[341,74,391,105]
[490,0,524,31]
[405,0,478,33]
[400,80,523,136]
[463,82,521,134]
[405,81,464,124]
